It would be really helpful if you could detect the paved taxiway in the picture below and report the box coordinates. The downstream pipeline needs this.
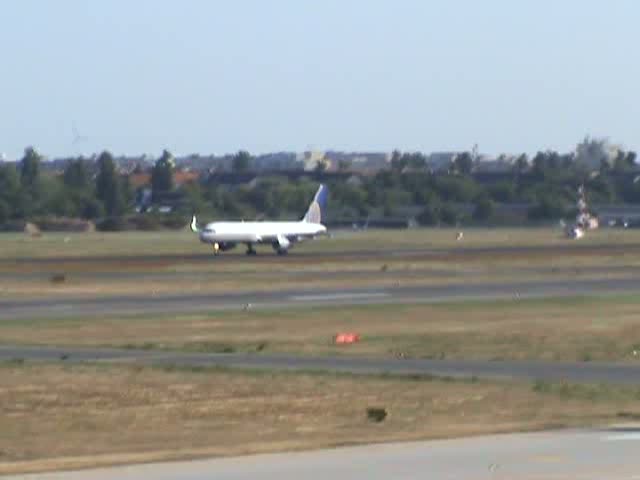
[2,263,640,282]
[3,345,640,384]
[1,277,639,320]
[8,428,640,480]
[4,241,640,266]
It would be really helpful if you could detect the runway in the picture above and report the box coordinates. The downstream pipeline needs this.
[3,241,640,266]
[8,427,640,480]
[2,263,640,282]
[3,345,640,384]
[1,276,639,320]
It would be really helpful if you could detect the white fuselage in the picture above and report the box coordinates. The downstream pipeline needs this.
[198,221,326,244]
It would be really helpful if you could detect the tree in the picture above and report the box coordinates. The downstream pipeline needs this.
[612,150,637,173]
[514,154,529,174]
[314,160,328,173]
[182,182,207,214]
[390,149,406,172]
[232,150,251,172]
[0,199,9,225]
[488,182,516,202]
[151,149,175,200]
[626,151,637,167]
[439,204,459,225]
[17,147,49,217]
[81,197,105,219]
[531,151,547,177]
[546,151,561,170]
[63,159,90,190]
[472,194,494,222]
[561,153,576,170]
[575,136,612,171]
[527,194,568,221]
[417,204,440,225]
[434,175,478,202]
[337,159,352,171]
[49,189,75,217]
[406,152,427,170]
[453,152,473,175]
[95,151,125,216]
[0,163,20,206]
[20,146,41,188]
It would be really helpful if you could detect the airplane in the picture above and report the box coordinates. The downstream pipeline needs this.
[190,184,328,255]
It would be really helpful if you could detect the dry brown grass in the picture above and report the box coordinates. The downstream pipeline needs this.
[0,363,638,474]
[5,296,640,362]
[1,267,636,299]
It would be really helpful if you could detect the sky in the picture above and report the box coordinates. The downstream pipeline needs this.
[1,0,639,160]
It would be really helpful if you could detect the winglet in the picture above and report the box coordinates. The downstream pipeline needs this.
[302,184,328,224]
[190,215,199,233]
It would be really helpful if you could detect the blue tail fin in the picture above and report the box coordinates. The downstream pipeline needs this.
[302,184,328,224]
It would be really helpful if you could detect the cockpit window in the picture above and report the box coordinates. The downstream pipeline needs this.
[203,228,215,233]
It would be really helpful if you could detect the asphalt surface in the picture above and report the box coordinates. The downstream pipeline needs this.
[3,345,640,385]
[2,263,640,282]
[8,428,640,480]
[1,276,639,320]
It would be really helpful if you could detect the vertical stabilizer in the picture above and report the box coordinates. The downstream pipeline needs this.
[302,184,328,224]
[190,215,199,233]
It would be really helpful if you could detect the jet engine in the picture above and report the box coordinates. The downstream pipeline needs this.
[215,242,237,252]
[272,235,291,255]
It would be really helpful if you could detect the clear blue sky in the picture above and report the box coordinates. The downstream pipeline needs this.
[1,0,638,159]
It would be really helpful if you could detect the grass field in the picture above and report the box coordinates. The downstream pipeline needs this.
[3,227,640,300]
[1,362,639,474]
[2,228,640,474]
[2,227,640,259]
[1,265,637,299]
[5,296,640,363]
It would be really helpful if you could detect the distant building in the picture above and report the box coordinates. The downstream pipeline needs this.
[114,155,154,173]
[298,151,328,171]
[324,151,391,172]
[427,152,457,172]
[129,170,200,189]
[130,173,151,189]
[173,170,200,186]
[252,152,302,171]
[176,154,226,172]
[474,154,517,173]
[575,136,622,171]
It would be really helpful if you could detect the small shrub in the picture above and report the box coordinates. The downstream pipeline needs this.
[50,273,66,284]
[581,351,593,362]
[96,217,129,232]
[366,407,388,423]
[532,379,552,393]
[617,411,640,420]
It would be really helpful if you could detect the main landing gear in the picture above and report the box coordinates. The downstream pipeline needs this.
[245,244,257,256]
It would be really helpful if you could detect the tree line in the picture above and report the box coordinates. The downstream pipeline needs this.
[2,144,640,230]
